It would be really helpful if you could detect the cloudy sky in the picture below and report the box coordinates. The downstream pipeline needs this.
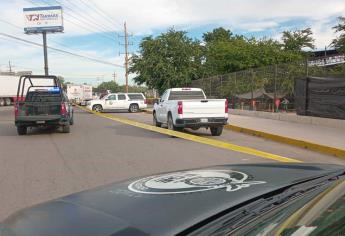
[0,0,344,85]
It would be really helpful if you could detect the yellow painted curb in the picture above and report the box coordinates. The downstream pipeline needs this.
[225,124,345,159]
[77,105,301,163]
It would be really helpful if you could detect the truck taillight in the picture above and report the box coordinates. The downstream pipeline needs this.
[225,99,229,113]
[144,99,147,104]
[178,101,183,114]
[60,102,67,115]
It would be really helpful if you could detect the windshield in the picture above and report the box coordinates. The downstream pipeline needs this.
[232,178,345,236]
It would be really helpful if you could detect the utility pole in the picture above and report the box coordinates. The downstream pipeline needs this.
[8,60,12,73]
[124,22,129,93]
[119,21,133,93]
[112,72,116,83]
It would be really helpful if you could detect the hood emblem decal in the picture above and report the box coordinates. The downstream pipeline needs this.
[128,170,266,194]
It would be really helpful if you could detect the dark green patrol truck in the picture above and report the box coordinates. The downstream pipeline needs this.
[14,75,73,135]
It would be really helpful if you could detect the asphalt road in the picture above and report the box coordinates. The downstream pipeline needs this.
[0,106,344,221]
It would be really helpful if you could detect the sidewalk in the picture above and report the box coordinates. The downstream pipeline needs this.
[229,114,345,155]
[143,108,345,158]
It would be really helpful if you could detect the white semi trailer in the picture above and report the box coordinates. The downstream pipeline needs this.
[0,75,20,106]
[66,84,93,105]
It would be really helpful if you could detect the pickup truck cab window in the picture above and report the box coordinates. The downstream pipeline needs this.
[160,91,169,102]
[168,90,206,100]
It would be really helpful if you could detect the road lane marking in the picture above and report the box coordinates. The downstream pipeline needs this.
[77,106,301,163]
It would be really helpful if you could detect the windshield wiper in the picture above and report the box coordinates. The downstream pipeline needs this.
[186,172,344,236]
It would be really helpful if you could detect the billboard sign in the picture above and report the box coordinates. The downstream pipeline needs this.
[23,6,63,34]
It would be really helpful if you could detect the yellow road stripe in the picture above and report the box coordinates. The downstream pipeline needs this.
[77,106,301,163]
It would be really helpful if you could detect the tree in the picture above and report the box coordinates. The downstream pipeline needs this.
[332,16,345,52]
[129,29,203,93]
[281,28,315,52]
[203,27,233,43]
[95,81,119,93]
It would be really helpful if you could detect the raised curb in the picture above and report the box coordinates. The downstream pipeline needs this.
[143,109,345,159]
[225,124,345,159]
[229,109,345,129]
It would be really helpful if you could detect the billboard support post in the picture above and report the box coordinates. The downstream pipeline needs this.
[42,32,49,76]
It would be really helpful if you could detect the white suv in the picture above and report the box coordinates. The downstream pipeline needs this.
[87,93,147,113]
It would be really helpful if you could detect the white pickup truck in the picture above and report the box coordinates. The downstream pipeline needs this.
[87,93,147,113]
[153,88,228,136]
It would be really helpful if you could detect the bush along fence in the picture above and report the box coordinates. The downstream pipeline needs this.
[190,55,345,112]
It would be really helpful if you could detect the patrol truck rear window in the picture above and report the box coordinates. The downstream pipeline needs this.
[168,91,205,100]
[128,94,144,100]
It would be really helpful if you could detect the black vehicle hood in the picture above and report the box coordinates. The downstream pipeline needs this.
[1,163,345,236]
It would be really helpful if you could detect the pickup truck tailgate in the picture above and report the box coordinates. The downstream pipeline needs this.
[182,99,227,118]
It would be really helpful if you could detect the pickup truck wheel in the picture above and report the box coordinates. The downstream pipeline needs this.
[17,126,27,135]
[153,113,161,127]
[62,124,70,133]
[69,115,74,125]
[210,126,223,136]
[92,105,103,112]
[167,114,183,132]
[129,104,139,113]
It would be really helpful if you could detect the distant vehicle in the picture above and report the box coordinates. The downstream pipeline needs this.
[66,84,93,106]
[14,75,73,135]
[87,93,147,113]
[1,163,344,236]
[153,88,228,136]
[0,75,20,106]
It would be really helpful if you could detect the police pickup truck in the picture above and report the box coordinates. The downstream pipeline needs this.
[14,75,73,135]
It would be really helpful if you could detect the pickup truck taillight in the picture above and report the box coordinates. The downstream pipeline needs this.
[178,101,183,114]
[144,99,147,104]
[225,99,229,113]
[60,102,67,115]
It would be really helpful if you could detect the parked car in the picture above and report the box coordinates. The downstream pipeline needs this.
[153,88,228,136]
[87,93,147,113]
[1,163,344,236]
[14,75,73,135]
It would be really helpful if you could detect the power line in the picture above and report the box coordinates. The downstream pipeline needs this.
[76,0,124,30]
[0,32,124,68]
[0,17,116,65]
[25,0,117,43]
[42,0,117,35]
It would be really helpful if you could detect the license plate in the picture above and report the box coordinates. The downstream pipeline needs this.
[36,121,45,124]
[200,118,208,123]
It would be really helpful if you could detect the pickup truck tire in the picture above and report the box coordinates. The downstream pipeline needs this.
[62,124,70,133]
[69,115,74,125]
[92,105,103,112]
[210,126,223,136]
[168,114,183,132]
[17,126,27,135]
[153,112,162,127]
[129,104,139,113]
